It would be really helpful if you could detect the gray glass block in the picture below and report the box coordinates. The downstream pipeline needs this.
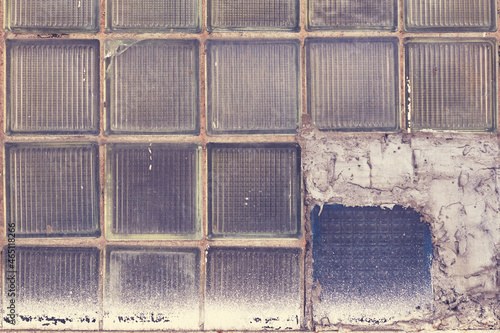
[5,0,99,32]
[311,205,433,324]
[105,143,201,240]
[306,38,399,131]
[3,247,99,329]
[107,0,201,32]
[5,143,100,238]
[104,246,200,330]
[208,0,299,31]
[206,40,300,135]
[106,40,200,135]
[405,38,497,132]
[307,0,398,31]
[6,39,100,135]
[205,247,301,330]
[404,0,497,32]
[208,143,301,238]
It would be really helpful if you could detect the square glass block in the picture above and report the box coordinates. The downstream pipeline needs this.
[5,143,100,238]
[104,247,200,330]
[6,39,100,135]
[5,0,99,32]
[306,38,399,131]
[404,0,497,32]
[106,40,199,135]
[311,205,433,324]
[208,0,299,31]
[405,38,497,132]
[206,40,300,135]
[205,247,301,330]
[4,247,99,329]
[107,0,201,32]
[307,0,397,31]
[105,144,201,240]
[208,143,301,238]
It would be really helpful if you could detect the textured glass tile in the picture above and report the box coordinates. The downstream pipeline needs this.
[208,144,301,238]
[208,0,299,31]
[104,247,200,330]
[306,38,399,131]
[4,247,99,329]
[5,0,99,32]
[205,247,301,330]
[311,205,433,324]
[106,40,199,135]
[308,0,397,31]
[404,0,496,31]
[206,40,300,135]
[107,0,201,32]
[405,39,497,132]
[5,143,100,238]
[105,144,201,240]
[6,39,100,135]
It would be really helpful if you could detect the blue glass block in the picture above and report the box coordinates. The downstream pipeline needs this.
[312,205,433,324]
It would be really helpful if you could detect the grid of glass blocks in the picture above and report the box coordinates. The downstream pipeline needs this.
[311,205,433,325]
[306,38,399,131]
[105,39,200,134]
[3,246,100,329]
[404,0,497,32]
[405,38,497,132]
[205,247,302,330]
[104,247,200,330]
[208,143,301,238]
[5,143,100,238]
[105,143,202,240]
[6,39,100,135]
[207,0,299,31]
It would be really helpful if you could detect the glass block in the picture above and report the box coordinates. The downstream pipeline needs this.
[404,0,497,32]
[3,247,99,329]
[405,38,497,132]
[5,143,100,238]
[208,143,301,238]
[307,0,398,31]
[311,205,433,324]
[306,38,399,131]
[208,0,299,31]
[106,40,199,135]
[205,247,301,330]
[206,40,300,135]
[107,0,201,32]
[6,39,100,135]
[105,144,201,240]
[5,0,99,32]
[104,246,200,330]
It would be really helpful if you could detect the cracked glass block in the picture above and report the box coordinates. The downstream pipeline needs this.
[4,247,99,329]
[306,38,399,131]
[208,0,299,31]
[106,144,201,240]
[307,0,397,31]
[106,40,199,135]
[404,0,497,31]
[311,205,433,325]
[5,143,100,238]
[206,40,300,135]
[107,0,201,32]
[5,0,100,32]
[6,39,100,135]
[104,246,200,330]
[208,144,301,238]
[405,38,497,132]
[205,247,301,330]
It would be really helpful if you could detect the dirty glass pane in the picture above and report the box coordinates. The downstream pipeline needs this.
[205,247,301,330]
